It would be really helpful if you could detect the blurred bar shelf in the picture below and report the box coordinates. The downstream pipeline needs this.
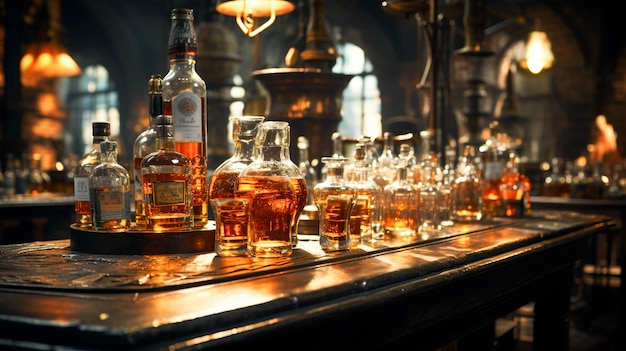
[0,194,74,243]
[0,211,616,350]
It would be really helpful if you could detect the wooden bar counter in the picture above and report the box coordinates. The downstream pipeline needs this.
[0,211,615,350]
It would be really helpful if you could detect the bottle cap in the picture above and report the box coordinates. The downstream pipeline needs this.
[168,8,198,56]
[92,122,110,137]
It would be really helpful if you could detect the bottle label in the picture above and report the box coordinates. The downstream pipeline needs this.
[172,92,202,143]
[484,162,503,181]
[154,181,187,205]
[74,177,90,201]
[94,191,127,220]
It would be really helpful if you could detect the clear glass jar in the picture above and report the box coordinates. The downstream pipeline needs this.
[314,157,356,251]
[209,115,264,257]
[235,121,307,258]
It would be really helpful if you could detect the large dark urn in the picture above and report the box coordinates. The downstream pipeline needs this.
[253,67,352,163]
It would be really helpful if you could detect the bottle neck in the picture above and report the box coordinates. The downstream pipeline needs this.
[236,138,256,160]
[156,126,177,150]
[93,136,109,146]
[169,55,197,68]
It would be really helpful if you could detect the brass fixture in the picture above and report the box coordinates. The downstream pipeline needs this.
[215,0,295,37]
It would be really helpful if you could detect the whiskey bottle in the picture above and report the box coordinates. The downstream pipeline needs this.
[314,157,356,252]
[500,151,526,218]
[89,140,131,231]
[162,8,209,228]
[133,74,163,227]
[74,122,110,228]
[452,145,483,222]
[209,115,264,256]
[418,155,442,233]
[236,121,307,257]
[383,160,419,237]
[373,131,396,188]
[479,121,505,217]
[141,115,193,231]
[348,143,383,243]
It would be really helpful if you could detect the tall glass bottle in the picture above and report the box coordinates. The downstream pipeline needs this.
[74,122,110,228]
[374,131,396,188]
[297,136,318,206]
[89,140,131,231]
[419,155,442,233]
[209,115,264,257]
[236,121,307,258]
[314,157,356,252]
[162,8,209,228]
[452,145,483,222]
[141,115,193,231]
[348,143,383,242]
[383,160,419,237]
[500,151,526,218]
[479,121,505,217]
[133,74,163,227]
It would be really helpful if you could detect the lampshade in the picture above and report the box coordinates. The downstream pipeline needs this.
[519,30,554,74]
[20,42,82,79]
[216,0,295,37]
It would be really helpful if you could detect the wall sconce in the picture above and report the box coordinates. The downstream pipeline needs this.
[519,28,554,74]
[216,0,295,37]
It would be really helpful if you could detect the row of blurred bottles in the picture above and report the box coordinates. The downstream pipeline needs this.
[0,153,71,198]
[298,121,532,254]
[541,156,626,200]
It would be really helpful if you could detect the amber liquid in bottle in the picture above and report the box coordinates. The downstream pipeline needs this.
[163,99,208,228]
[210,171,248,254]
[236,176,298,257]
[141,172,193,229]
[141,115,194,231]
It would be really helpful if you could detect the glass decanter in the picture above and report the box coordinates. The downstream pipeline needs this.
[209,115,264,257]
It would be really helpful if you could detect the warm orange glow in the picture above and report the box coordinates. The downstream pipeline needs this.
[216,0,295,37]
[21,42,82,79]
[519,31,554,74]
[589,114,623,168]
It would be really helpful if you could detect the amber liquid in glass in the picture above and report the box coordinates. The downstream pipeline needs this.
[210,171,249,256]
[142,172,192,230]
[290,177,308,247]
[236,175,297,257]
[318,195,354,247]
[164,99,209,228]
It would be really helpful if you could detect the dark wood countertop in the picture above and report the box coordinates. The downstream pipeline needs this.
[0,211,615,350]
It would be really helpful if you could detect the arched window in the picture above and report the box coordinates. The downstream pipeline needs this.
[333,42,382,139]
[58,65,120,157]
